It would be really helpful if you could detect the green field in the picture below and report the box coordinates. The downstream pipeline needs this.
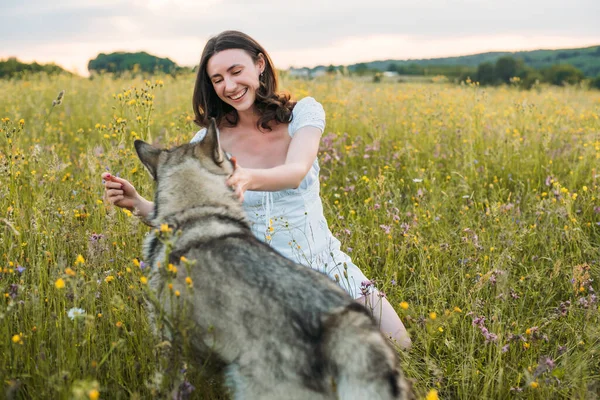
[1,74,599,399]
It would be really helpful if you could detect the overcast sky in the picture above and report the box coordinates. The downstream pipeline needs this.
[2,0,599,76]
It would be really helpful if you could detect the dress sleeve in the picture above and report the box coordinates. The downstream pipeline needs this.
[190,128,207,143]
[288,97,326,137]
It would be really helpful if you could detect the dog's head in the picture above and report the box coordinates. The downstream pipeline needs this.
[134,118,238,218]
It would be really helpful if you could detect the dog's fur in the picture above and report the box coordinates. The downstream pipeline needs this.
[134,119,413,400]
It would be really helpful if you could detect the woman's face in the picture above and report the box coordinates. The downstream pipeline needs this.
[206,49,265,113]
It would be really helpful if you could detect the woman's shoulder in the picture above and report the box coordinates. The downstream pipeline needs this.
[289,97,325,136]
[292,97,323,114]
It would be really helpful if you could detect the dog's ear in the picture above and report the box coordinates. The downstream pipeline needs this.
[134,140,161,180]
[198,118,225,165]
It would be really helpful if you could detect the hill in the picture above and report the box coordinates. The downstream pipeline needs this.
[339,45,600,77]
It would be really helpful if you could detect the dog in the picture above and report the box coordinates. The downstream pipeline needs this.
[134,119,413,400]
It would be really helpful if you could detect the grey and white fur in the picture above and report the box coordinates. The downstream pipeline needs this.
[134,119,413,400]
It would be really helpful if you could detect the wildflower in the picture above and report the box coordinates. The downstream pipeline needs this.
[67,308,86,320]
[523,342,530,349]
[174,290,181,297]
[140,276,148,285]
[104,276,114,283]
[426,389,439,400]
[530,381,539,389]
[12,334,22,344]
[75,254,85,265]
[160,223,171,233]
[88,389,100,400]
[399,301,409,310]
[55,278,66,289]
[115,321,123,328]
[429,312,437,320]
[453,306,462,313]
[185,276,193,286]
[16,265,25,274]
[65,267,76,277]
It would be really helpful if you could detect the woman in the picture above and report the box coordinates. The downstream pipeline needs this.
[102,30,411,349]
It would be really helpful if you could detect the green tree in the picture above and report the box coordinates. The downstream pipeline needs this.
[476,62,496,85]
[88,52,178,75]
[542,64,585,86]
[495,56,521,84]
[590,75,600,90]
[354,63,370,76]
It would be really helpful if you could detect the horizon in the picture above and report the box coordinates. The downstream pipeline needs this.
[2,0,599,77]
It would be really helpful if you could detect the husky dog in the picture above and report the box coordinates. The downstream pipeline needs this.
[134,119,413,400]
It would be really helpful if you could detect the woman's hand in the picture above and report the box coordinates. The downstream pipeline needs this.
[226,157,251,202]
[102,172,141,211]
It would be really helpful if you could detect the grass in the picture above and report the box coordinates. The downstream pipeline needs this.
[0,73,599,399]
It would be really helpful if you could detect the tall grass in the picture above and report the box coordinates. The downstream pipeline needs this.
[0,73,598,399]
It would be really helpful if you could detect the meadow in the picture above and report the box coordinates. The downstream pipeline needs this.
[0,73,599,399]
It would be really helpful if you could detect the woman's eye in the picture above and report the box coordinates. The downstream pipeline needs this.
[232,70,241,75]
[213,79,223,84]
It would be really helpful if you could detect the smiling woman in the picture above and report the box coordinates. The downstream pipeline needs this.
[101,30,411,349]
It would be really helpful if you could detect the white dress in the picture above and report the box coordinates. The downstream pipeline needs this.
[190,97,369,298]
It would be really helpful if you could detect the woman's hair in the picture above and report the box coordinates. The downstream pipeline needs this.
[192,30,294,131]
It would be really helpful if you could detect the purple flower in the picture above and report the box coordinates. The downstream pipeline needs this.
[16,265,25,274]
[139,260,147,270]
[379,224,392,234]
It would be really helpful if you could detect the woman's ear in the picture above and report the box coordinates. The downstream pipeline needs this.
[257,53,266,74]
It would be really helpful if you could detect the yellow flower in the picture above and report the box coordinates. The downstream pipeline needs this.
[11,334,22,344]
[88,389,100,400]
[429,312,437,320]
[180,256,188,263]
[185,276,193,286]
[55,278,66,289]
[132,259,140,267]
[115,321,123,328]
[426,389,439,400]
[523,342,530,349]
[174,290,181,297]
[453,306,462,313]
[160,223,171,233]
[525,328,531,335]
[65,267,76,277]
[140,276,148,285]
[399,301,409,310]
[75,254,85,265]
[104,276,114,283]
[530,381,539,389]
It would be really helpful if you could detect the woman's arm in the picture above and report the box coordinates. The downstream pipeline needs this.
[226,126,322,197]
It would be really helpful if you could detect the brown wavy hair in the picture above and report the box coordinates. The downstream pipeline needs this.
[192,30,294,131]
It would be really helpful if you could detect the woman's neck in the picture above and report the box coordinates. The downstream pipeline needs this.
[235,105,265,131]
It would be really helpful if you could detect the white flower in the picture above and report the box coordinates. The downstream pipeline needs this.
[412,178,423,183]
[67,307,86,320]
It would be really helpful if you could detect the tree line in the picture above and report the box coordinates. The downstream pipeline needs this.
[0,57,68,79]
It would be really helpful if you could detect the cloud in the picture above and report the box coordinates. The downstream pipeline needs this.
[1,0,599,74]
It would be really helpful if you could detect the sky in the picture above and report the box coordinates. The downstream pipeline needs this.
[2,0,599,76]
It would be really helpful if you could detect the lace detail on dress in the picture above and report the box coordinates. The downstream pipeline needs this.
[288,97,326,137]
